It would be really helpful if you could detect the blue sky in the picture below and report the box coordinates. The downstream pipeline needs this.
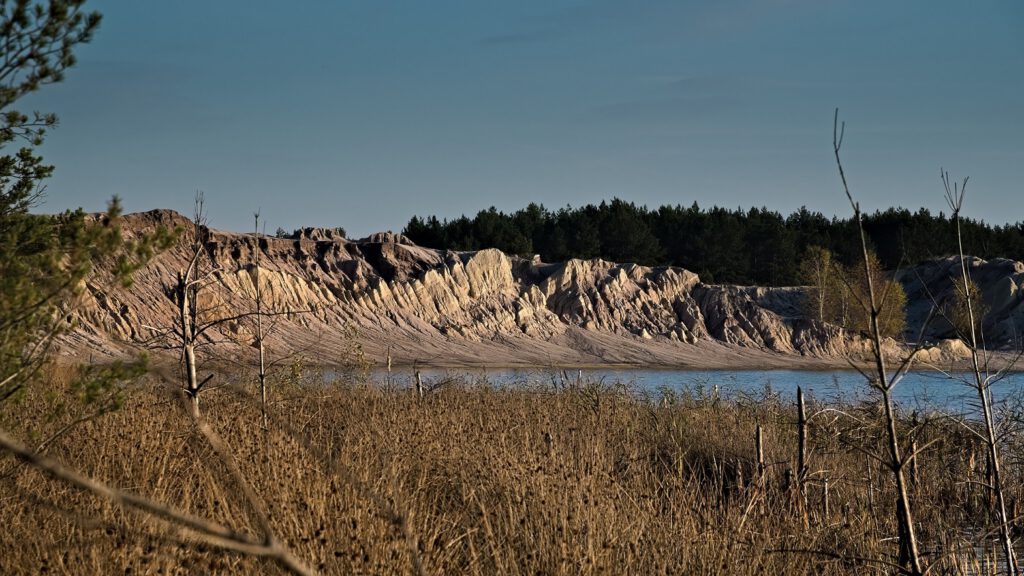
[22,0,1024,237]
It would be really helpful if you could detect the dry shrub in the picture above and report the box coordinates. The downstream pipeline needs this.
[0,368,1019,575]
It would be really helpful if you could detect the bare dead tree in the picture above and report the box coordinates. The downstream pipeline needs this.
[146,195,311,417]
[942,171,1018,576]
[240,213,324,426]
[0,402,317,576]
[253,211,268,429]
[833,109,924,575]
[175,193,211,416]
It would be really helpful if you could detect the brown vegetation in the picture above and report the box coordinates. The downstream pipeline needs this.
[800,246,908,340]
[2,366,1023,575]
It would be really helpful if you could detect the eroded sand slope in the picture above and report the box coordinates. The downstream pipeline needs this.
[61,210,1024,369]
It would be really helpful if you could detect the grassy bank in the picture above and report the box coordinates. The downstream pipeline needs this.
[1,368,1022,575]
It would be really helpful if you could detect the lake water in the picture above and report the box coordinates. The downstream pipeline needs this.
[381,367,1024,415]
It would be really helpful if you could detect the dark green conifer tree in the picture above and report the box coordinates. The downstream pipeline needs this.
[1,1,172,404]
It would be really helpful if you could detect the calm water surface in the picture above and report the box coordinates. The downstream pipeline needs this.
[385,368,1024,414]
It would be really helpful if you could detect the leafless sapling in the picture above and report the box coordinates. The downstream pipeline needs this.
[833,109,925,575]
[941,171,1018,575]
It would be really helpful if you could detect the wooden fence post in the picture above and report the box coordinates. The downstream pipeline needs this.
[797,387,809,525]
[756,424,766,513]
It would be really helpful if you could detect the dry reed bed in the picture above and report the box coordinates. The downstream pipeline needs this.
[1,369,1022,575]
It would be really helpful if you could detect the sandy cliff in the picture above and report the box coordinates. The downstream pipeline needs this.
[60,210,1024,370]
[902,256,1024,346]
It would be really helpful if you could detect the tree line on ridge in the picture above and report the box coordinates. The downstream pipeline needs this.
[402,199,1024,286]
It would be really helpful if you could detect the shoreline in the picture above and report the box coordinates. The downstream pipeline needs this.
[56,339,1024,374]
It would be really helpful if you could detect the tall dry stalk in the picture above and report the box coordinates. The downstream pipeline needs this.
[942,171,1017,575]
[833,109,924,575]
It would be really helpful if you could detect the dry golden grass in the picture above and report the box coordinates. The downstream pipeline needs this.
[1,367,1021,575]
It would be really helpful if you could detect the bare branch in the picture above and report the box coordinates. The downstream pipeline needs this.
[0,419,316,576]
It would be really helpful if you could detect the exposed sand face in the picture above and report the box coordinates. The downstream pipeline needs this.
[59,210,1024,372]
